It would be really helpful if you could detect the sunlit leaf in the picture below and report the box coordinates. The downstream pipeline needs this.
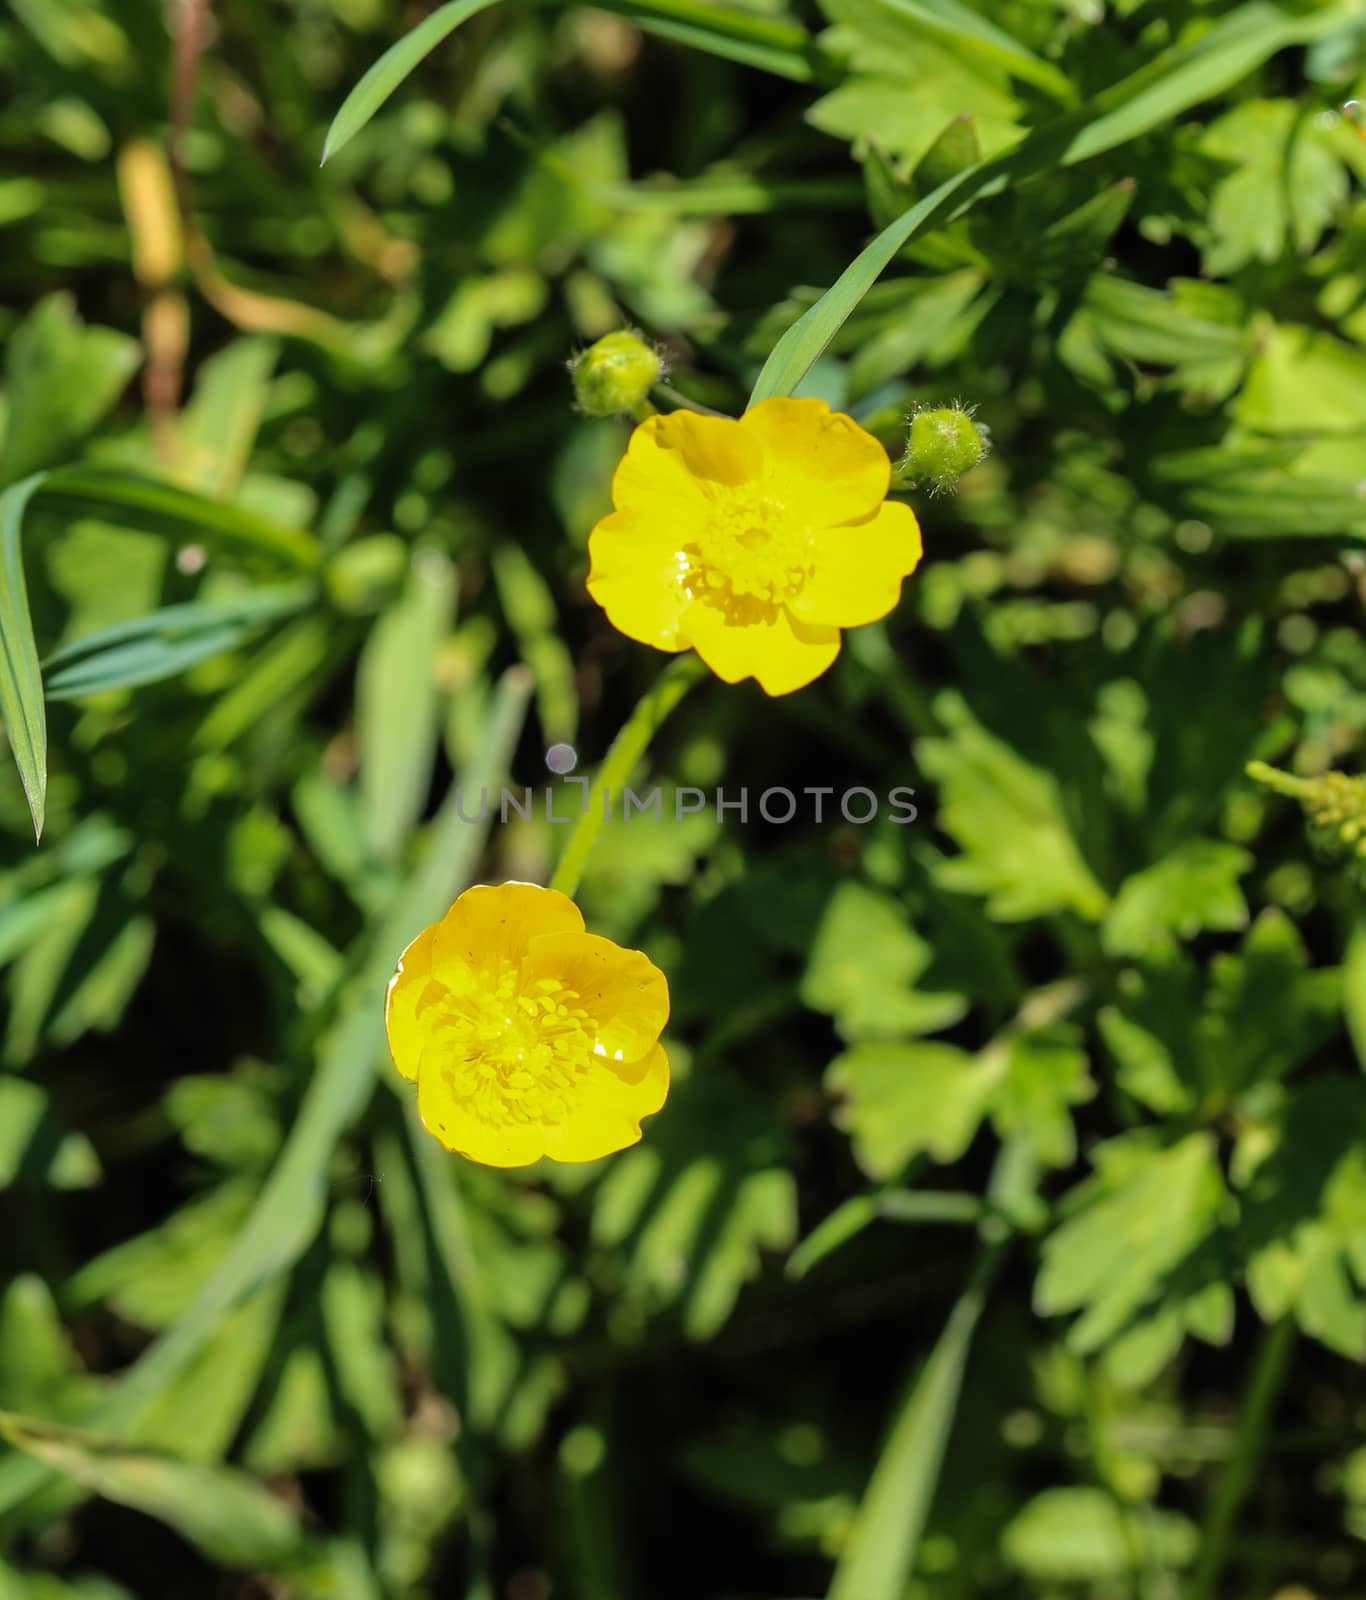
[0,475,49,839]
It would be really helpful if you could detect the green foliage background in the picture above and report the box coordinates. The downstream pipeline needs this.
[1,0,1366,1595]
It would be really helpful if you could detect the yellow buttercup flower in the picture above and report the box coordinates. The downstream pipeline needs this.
[586,397,923,695]
[385,882,669,1168]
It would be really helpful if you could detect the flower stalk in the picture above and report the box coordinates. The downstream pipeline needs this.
[549,651,708,899]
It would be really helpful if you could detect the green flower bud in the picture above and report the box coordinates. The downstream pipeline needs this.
[902,405,988,495]
[1247,761,1366,877]
[570,329,662,418]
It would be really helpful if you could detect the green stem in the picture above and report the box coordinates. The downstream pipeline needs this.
[650,382,730,418]
[827,1236,1007,1600]
[549,653,708,899]
[1245,759,1311,801]
[825,1142,1030,1600]
[1191,1316,1296,1600]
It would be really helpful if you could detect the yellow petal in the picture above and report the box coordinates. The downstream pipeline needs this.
[541,1043,670,1163]
[611,1037,671,1117]
[431,881,584,980]
[740,397,890,527]
[611,414,706,512]
[788,499,923,628]
[684,598,840,696]
[586,508,692,649]
[384,921,438,1081]
[614,411,762,511]
[524,930,669,1061]
[416,1058,546,1168]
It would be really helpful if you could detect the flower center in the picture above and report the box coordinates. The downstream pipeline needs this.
[415,965,594,1129]
[683,484,813,622]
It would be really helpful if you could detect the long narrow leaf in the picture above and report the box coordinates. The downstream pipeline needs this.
[36,466,321,571]
[750,164,990,403]
[828,1239,1005,1599]
[600,0,816,57]
[0,474,51,841]
[46,628,252,701]
[357,551,456,860]
[322,0,823,163]
[42,587,313,670]
[42,584,314,701]
[827,1137,1040,1600]
[603,16,808,77]
[595,0,822,80]
[192,618,335,751]
[322,0,504,163]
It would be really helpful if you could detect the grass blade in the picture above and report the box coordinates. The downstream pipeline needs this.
[192,618,335,751]
[321,0,503,164]
[750,164,989,403]
[43,584,315,701]
[357,551,456,861]
[491,543,577,746]
[827,1139,1037,1600]
[46,627,253,701]
[36,466,321,571]
[0,474,51,841]
[594,0,824,80]
[322,0,825,165]
[600,14,812,77]
[42,586,314,670]
[1190,1317,1297,1600]
[827,1238,1005,1599]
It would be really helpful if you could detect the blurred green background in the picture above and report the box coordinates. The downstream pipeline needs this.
[1,0,1366,1596]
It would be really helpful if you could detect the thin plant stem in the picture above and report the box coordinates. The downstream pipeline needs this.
[549,652,708,898]
[1191,1316,1296,1600]
[651,382,731,418]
